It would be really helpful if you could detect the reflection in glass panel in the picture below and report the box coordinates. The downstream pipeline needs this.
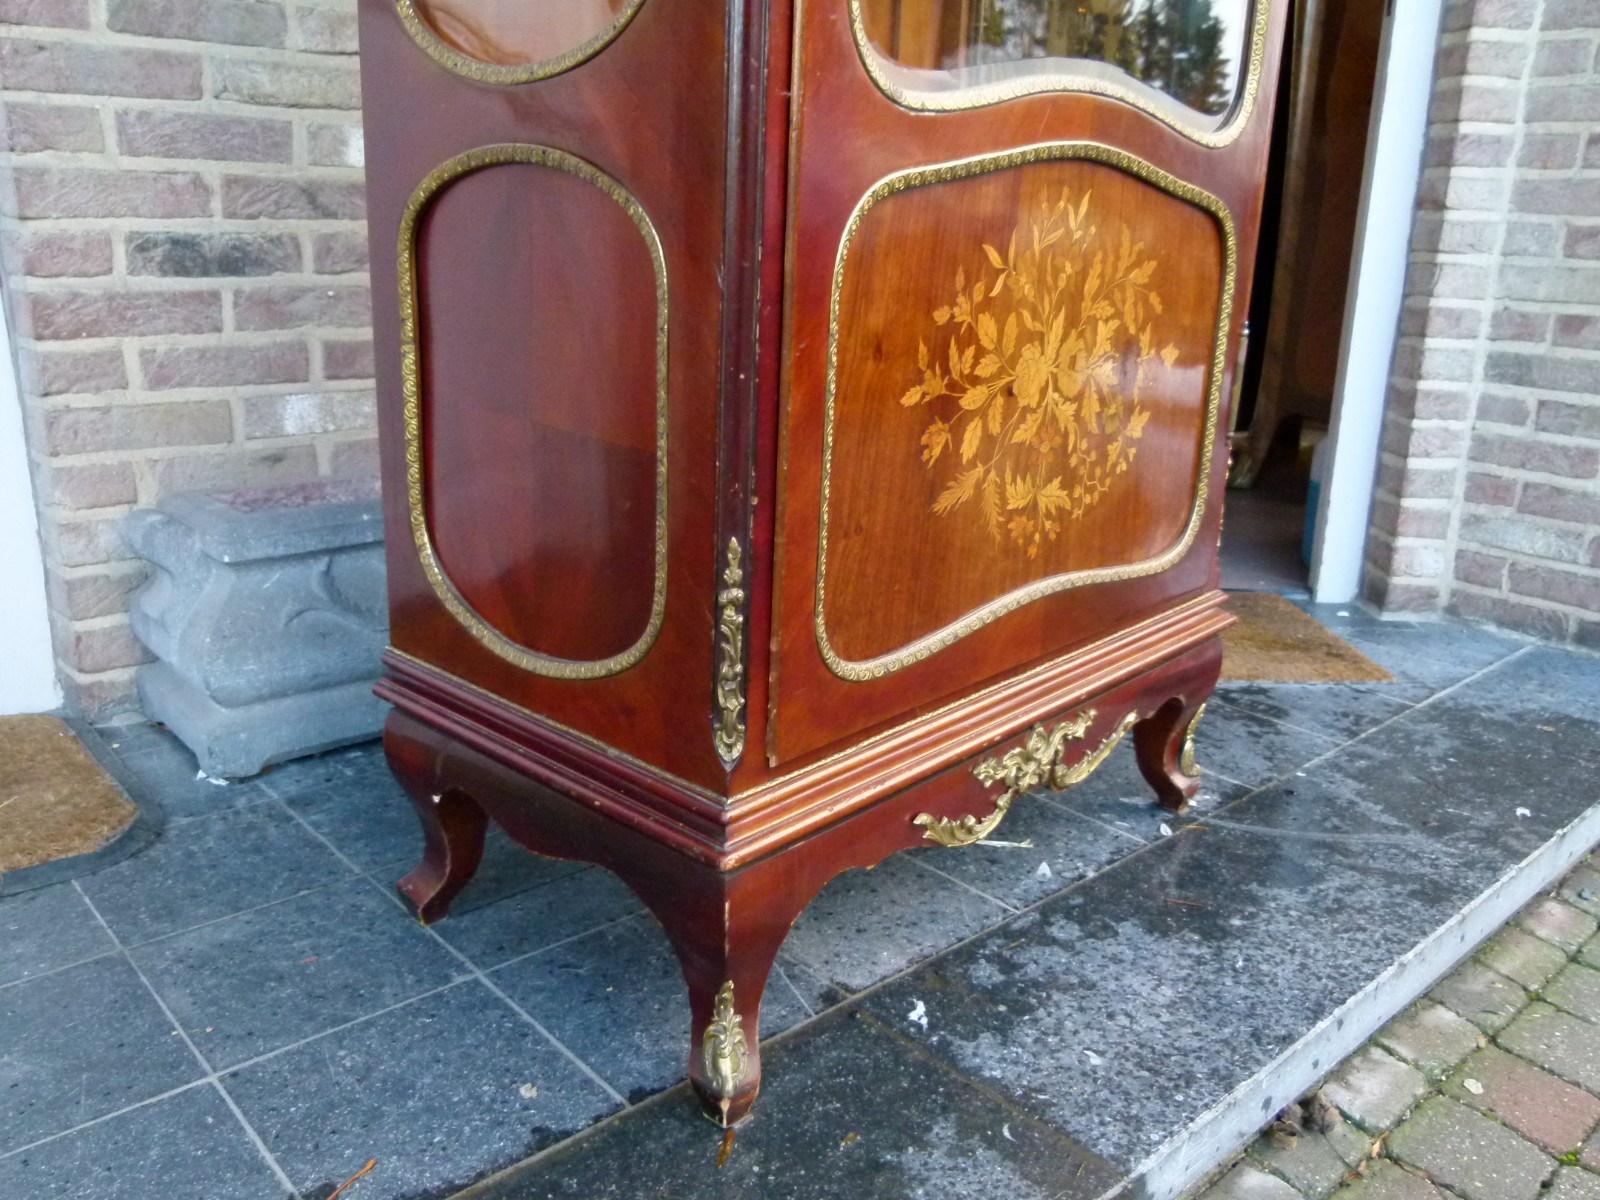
[414,0,632,67]
[857,0,1251,116]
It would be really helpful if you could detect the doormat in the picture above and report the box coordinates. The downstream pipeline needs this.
[0,715,137,876]
[1220,592,1394,684]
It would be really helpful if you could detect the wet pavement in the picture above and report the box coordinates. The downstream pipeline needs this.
[2,602,1596,1200]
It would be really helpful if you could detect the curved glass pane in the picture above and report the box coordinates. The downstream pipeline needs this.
[856,0,1253,117]
[412,0,632,68]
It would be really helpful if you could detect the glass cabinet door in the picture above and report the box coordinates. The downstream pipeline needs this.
[855,0,1255,119]
[401,0,641,76]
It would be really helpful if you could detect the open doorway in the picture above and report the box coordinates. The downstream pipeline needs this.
[0,296,60,715]
[1220,0,1386,595]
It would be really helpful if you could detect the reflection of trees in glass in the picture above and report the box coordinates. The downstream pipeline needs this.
[971,0,1235,115]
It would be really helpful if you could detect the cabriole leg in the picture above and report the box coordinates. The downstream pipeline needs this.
[633,865,824,1128]
[1134,695,1210,813]
[385,711,488,924]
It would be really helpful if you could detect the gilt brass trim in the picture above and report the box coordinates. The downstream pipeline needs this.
[817,143,1237,682]
[393,0,647,86]
[702,981,749,1097]
[713,537,747,766]
[1057,711,1139,788]
[1179,702,1206,778]
[398,144,669,680]
[914,797,1014,847]
[845,0,1271,150]
[915,708,1137,847]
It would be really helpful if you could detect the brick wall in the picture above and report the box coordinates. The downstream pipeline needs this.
[1366,0,1600,647]
[0,0,372,716]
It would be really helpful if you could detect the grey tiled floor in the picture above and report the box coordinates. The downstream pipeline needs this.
[2,603,1593,1199]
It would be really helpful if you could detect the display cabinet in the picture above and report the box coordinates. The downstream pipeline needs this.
[357,0,1285,1125]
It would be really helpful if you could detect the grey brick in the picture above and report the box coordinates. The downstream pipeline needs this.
[1443,1045,1600,1156]
[106,0,285,46]
[1580,931,1600,972]
[221,175,365,220]
[1518,898,1599,954]
[241,389,373,438]
[1469,432,1599,480]
[3,102,103,153]
[1581,1127,1600,1172]
[0,0,90,28]
[1331,1161,1447,1200]
[1498,1002,1600,1094]
[1485,353,1600,398]
[1457,515,1587,564]
[12,167,210,220]
[126,232,301,278]
[294,5,357,53]
[1199,1164,1304,1200]
[1450,593,1572,641]
[42,401,231,455]
[306,121,362,167]
[1252,1124,1359,1199]
[1386,1096,1553,1200]
[1551,1168,1600,1200]
[212,57,359,108]
[0,37,201,99]
[1559,867,1600,919]
[115,110,292,163]
[1481,928,1576,991]
[1430,960,1529,1034]
[1537,401,1600,442]
[1322,1047,1428,1134]
[1499,266,1600,306]
[1378,1003,1485,1080]
[150,445,318,496]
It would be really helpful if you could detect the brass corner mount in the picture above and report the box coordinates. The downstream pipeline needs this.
[713,537,747,766]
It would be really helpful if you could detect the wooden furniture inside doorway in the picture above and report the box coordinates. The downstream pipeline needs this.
[357,0,1286,1126]
[1231,0,1384,486]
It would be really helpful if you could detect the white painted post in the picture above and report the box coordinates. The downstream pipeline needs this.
[1309,0,1444,603]
[0,295,62,713]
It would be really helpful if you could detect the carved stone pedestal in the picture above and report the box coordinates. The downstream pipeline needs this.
[123,480,388,778]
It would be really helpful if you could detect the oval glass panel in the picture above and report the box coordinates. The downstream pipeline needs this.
[854,0,1258,125]
[401,0,642,79]
[400,147,668,679]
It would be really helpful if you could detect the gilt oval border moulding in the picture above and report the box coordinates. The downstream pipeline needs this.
[394,0,648,85]
[815,142,1238,682]
[846,0,1272,149]
[397,143,670,680]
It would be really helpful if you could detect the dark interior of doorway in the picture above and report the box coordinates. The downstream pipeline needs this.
[1219,0,1386,595]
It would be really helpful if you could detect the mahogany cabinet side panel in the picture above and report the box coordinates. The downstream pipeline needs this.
[358,0,734,789]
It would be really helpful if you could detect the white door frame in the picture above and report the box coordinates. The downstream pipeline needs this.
[0,294,61,714]
[1309,0,1444,603]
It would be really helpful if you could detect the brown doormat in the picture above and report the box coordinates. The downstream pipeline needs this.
[1220,592,1394,684]
[0,715,137,874]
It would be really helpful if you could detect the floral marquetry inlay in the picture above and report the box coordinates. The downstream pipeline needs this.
[900,187,1180,559]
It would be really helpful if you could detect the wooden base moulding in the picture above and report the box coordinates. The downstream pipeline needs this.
[376,616,1226,1126]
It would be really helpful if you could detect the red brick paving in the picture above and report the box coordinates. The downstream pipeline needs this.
[1197,867,1600,1200]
